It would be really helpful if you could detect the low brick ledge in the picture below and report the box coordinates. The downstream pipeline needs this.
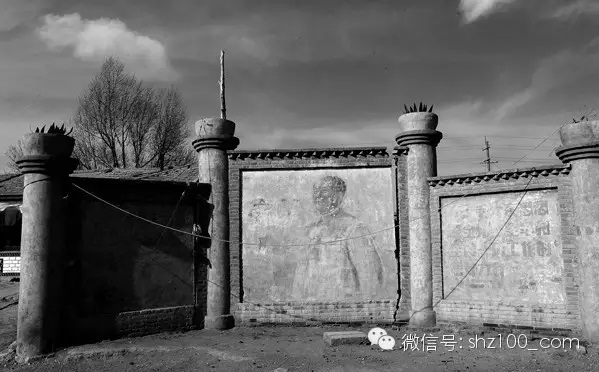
[228,147,389,160]
[115,305,196,337]
[437,320,578,333]
[236,299,396,307]
[238,320,396,328]
[428,164,571,187]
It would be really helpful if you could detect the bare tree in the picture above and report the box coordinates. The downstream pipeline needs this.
[169,137,197,167]
[128,85,160,167]
[5,139,25,172]
[72,57,192,170]
[6,57,193,172]
[151,86,190,170]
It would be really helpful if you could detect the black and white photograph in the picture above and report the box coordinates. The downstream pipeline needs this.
[0,0,598,370]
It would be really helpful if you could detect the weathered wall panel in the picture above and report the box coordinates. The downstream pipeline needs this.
[441,190,565,304]
[429,166,580,330]
[241,168,396,303]
[228,148,399,324]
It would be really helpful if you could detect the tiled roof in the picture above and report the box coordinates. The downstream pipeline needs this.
[70,166,198,182]
[0,174,23,198]
[0,174,20,183]
[0,164,200,198]
[130,165,199,182]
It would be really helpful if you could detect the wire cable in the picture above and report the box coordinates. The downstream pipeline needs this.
[141,190,195,288]
[70,125,564,249]
[408,175,536,322]
[67,127,562,325]
[512,128,561,167]
[71,180,503,248]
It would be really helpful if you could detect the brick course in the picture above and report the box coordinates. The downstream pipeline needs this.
[235,300,396,325]
[116,305,196,338]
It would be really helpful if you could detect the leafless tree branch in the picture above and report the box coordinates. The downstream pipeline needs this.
[70,57,193,170]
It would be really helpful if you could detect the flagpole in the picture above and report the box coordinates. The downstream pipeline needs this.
[220,50,226,120]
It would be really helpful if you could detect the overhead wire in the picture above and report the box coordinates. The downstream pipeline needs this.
[70,129,565,248]
[408,126,563,322]
[68,128,563,325]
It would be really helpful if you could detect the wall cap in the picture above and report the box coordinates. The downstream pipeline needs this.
[228,147,389,160]
[427,164,571,187]
[392,146,409,156]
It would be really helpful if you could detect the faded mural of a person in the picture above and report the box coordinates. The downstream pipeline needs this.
[291,175,385,301]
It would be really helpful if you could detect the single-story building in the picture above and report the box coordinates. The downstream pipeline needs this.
[0,165,200,275]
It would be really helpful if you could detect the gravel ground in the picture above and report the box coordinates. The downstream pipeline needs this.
[1,279,598,371]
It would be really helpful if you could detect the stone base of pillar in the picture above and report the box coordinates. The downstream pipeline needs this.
[204,314,235,330]
[408,309,437,328]
[15,352,49,365]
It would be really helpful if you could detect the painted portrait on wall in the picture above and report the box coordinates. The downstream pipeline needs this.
[241,168,396,303]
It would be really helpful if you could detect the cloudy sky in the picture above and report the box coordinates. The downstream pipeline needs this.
[1,0,598,175]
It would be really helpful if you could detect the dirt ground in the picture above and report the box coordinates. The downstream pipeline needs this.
[0,278,18,353]
[1,279,599,371]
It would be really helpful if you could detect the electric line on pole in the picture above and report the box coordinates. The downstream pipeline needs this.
[482,136,498,171]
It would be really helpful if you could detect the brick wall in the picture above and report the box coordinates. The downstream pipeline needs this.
[0,251,20,276]
[235,300,396,325]
[228,147,401,324]
[116,305,196,337]
[428,165,580,331]
[58,177,212,346]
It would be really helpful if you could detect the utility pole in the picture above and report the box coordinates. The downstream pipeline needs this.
[481,136,498,171]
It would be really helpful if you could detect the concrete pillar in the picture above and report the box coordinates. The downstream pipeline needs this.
[192,118,239,330]
[555,120,599,341]
[14,132,78,362]
[395,112,442,328]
